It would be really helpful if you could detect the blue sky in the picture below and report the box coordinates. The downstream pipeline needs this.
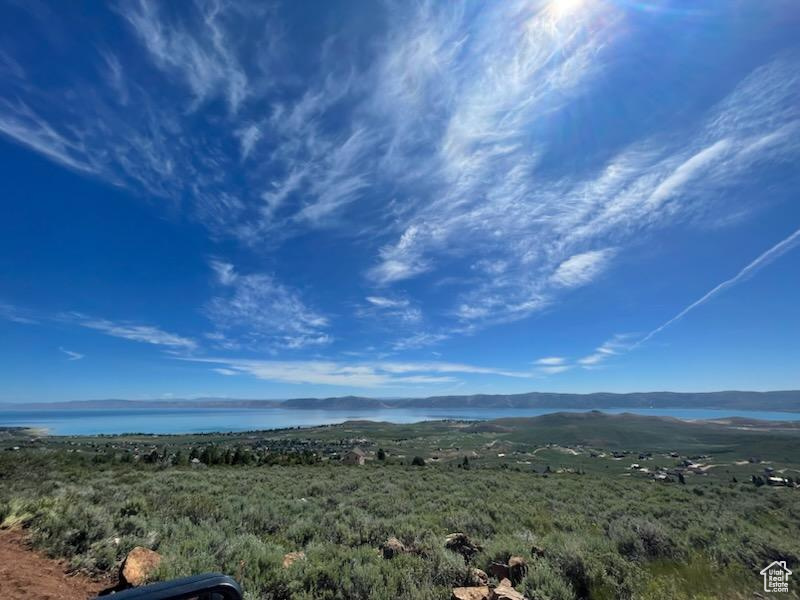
[1,0,799,402]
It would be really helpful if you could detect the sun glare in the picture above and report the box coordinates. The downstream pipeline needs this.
[547,0,587,20]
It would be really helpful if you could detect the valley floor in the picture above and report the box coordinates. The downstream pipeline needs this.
[1,413,799,600]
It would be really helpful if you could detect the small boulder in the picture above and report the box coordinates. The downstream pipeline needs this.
[121,547,161,587]
[499,578,513,588]
[467,567,489,586]
[282,551,305,568]
[381,537,407,559]
[445,532,481,560]
[508,556,528,585]
[488,562,510,581]
[490,580,527,600]
[452,586,490,600]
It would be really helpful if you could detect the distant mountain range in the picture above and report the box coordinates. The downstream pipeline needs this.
[2,390,800,412]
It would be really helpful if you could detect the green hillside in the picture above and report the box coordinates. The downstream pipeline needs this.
[1,414,799,599]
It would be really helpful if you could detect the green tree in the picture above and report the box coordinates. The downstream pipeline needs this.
[174,449,188,466]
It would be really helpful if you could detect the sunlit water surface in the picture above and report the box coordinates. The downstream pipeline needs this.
[1,406,799,435]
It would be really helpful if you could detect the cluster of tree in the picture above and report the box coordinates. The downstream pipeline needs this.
[188,445,257,466]
[121,445,321,467]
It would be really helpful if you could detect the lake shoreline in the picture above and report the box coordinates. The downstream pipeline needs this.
[3,406,800,436]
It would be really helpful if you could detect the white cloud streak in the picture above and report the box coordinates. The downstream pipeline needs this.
[535,357,565,366]
[391,331,450,351]
[551,249,616,288]
[120,0,250,112]
[637,227,800,346]
[0,302,39,325]
[187,357,534,387]
[235,124,261,160]
[577,334,637,367]
[59,347,84,361]
[205,261,330,349]
[376,361,533,378]
[0,100,98,174]
[1,3,797,354]
[1,303,197,354]
[360,295,422,326]
[573,227,800,369]
[366,296,408,309]
[360,12,799,342]
[76,316,197,350]
[538,365,571,375]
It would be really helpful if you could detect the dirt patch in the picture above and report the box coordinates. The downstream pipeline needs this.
[0,529,112,600]
[532,445,580,456]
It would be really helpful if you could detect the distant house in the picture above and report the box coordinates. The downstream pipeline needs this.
[341,448,366,465]
[767,476,790,486]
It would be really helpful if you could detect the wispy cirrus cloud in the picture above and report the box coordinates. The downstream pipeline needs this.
[538,365,571,375]
[360,295,422,326]
[391,331,451,352]
[0,301,39,325]
[578,335,636,367]
[234,124,261,160]
[551,249,616,289]
[74,315,198,351]
[1,0,798,359]
[185,356,534,387]
[205,260,330,350]
[366,296,408,309]
[119,0,251,113]
[59,347,84,361]
[535,357,566,366]
[534,356,573,373]
[1,302,198,353]
[0,1,277,244]
[367,47,800,342]
[376,361,533,379]
[0,100,98,174]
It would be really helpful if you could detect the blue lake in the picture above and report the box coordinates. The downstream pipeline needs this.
[1,406,800,435]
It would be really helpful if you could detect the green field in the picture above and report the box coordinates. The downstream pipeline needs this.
[1,413,799,599]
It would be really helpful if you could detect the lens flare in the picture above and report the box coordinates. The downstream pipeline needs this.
[547,0,587,20]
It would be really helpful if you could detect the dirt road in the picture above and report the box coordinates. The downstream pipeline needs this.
[0,529,109,600]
